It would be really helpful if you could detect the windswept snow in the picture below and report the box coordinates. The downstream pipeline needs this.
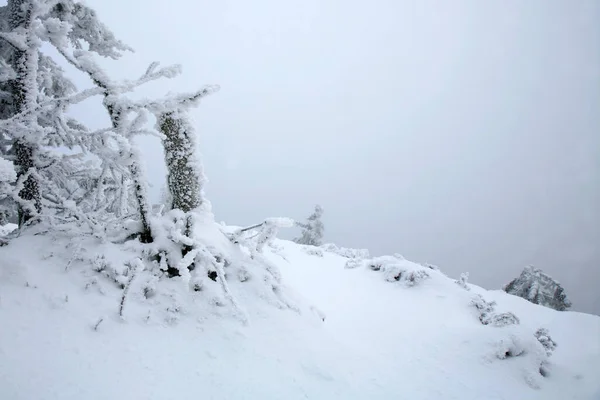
[0,229,598,400]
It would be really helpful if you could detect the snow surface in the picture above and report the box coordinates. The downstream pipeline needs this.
[0,228,598,400]
[0,223,17,236]
[0,157,16,183]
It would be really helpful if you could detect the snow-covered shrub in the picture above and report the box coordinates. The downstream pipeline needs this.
[321,243,369,259]
[91,254,129,289]
[301,246,324,257]
[534,328,557,357]
[471,294,519,326]
[488,312,520,327]
[472,294,496,321]
[455,272,470,290]
[490,332,551,386]
[420,262,440,271]
[367,255,399,272]
[494,334,526,359]
[367,255,430,287]
[400,269,430,286]
[229,217,294,255]
[294,204,324,246]
[503,265,571,311]
[344,258,363,269]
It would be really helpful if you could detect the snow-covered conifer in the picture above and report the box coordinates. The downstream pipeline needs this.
[294,204,324,246]
[503,266,571,311]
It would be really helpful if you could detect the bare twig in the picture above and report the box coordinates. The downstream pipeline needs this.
[119,258,144,319]
[93,317,104,331]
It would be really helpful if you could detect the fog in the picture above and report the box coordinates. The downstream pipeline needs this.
[63,0,599,314]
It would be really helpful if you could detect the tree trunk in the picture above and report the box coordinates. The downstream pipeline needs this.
[158,111,204,275]
[8,0,41,227]
[158,112,202,213]
[105,104,153,243]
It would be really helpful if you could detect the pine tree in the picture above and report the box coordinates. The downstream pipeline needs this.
[294,204,324,246]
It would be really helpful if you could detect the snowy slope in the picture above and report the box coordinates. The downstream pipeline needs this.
[0,227,598,400]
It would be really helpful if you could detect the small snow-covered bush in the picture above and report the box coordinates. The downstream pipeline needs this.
[488,312,520,327]
[535,328,557,357]
[472,294,519,326]
[367,255,397,272]
[367,255,430,287]
[455,272,470,290]
[344,258,363,269]
[489,331,551,386]
[321,243,369,259]
[421,262,440,271]
[301,246,324,257]
[472,295,496,322]
[495,334,526,359]
[399,269,430,286]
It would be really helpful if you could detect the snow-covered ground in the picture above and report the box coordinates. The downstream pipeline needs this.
[0,225,598,400]
[0,223,16,236]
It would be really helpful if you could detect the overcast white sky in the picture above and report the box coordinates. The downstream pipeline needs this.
[61,0,600,314]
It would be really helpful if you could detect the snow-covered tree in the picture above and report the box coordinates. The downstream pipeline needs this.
[0,0,308,328]
[455,272,470,290]
[1,0,44,226]
[503,266,572,311]
[1,0,218,245]
[0,0,129,231]
[294,204,324,246]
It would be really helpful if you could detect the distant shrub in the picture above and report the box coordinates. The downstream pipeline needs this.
[321,243,369,259]
[420,262,440,271]
[365,255,431,287]
[455,272,470,290]
[344,258,363,269]
[301,246,324,257]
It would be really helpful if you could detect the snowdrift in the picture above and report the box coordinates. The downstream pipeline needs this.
[0,224,598,400]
